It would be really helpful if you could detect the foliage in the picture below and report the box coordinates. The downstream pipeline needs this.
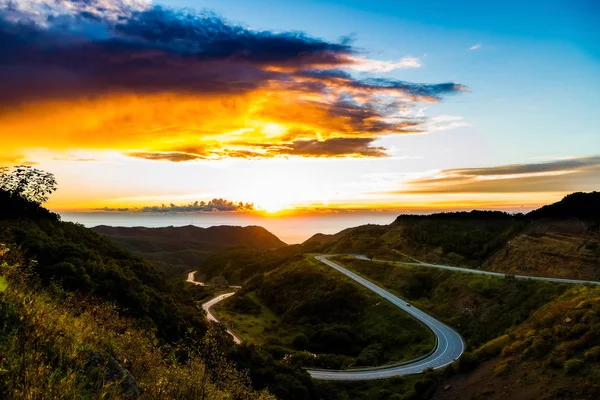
[333,256,567,347]
[218,256,434,369]
[321,212,526,267]
[0,165,57,204]
[0,259,274,399]
[1,218,209,343]
[527,191,600,225]
[93,225,289,278]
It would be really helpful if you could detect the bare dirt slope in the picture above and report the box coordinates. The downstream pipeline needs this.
[484,219,600,280]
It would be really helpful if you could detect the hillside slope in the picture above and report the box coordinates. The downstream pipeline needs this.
[93,225,287,277]
[323,212,525,267]
[483,192,600,280]
[212,255,434,369]
[0,263,274,400]
[302,228,356,250]
[320,193,600,281]
[483,219,600,280]
[432,285,600,400]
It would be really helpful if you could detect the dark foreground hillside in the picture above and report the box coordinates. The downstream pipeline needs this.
[0,259,274,399]
[0,182,317,399]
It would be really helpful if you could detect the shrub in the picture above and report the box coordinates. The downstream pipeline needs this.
[584,346,600,361]
[564,358,584,375]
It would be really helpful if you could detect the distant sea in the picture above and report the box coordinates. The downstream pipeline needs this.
[60,211,401,244]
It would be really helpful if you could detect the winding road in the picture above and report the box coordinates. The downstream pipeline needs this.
[189,253,600,381]
[201,292,242,344]
[306,255,464,380]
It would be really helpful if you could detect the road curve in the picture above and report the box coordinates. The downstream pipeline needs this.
[201,292,243,344]
[307,255,465,381]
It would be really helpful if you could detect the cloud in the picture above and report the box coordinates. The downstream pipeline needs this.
[94,198,255,212]
[92,206,131,212]
[0,0,465,160]
[347,56,422,72]
[426,115,470,132]
[129,137,387,160]
[52,155,98,162]
[127,151,202,162]
[390,155,600,194]
[469,43,481,50]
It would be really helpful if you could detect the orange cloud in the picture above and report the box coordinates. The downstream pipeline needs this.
[388,156,600,194]
[0,1,465,161]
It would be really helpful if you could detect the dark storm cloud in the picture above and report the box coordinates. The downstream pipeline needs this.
[0,0,466,159]
[281,137,388,157]
[0,1,463,104]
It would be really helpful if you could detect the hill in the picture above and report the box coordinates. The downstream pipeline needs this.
[527,191,600,224]
[0,261,274,399]
[483,192,600,280]
[92,225,287,277]
[0,175,317,400]
[432,285,600,400]
[93,225,287,249]
[321,213,525,267]
[316,193,600,280]
[211,255,435,369]
[301,227,356,250]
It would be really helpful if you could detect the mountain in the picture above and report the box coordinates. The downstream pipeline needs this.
[92,225,287,277]
[313,193,600,280]
[93,225,287,249]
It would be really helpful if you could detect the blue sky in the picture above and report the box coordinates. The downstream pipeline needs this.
[169,0,599,164]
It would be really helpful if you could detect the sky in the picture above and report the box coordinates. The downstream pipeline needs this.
[0,0,599,215]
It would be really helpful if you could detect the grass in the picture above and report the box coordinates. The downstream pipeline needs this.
[212,292,297,347]
[211,255,435,368]
[0,271,274,400]
[330,255,568,347]
[0,276,7,292]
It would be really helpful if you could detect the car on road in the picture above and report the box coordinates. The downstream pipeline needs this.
[406,303,411,307]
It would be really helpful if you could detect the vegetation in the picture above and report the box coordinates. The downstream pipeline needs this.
[321,213,526,268]
[193,245,304,286]
[0,168,319,399]
[528,191,600,225]
[213,256,435,369]
[0,253,273,399]
[93,225,288,278]
[436,286,600,400]
[331,256,567,348]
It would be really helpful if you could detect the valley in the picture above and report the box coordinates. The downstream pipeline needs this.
[2,189,600,399]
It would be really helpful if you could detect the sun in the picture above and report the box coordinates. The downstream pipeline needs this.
[258,199,288,214]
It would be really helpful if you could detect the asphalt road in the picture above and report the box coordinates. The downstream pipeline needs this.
[191,253,599,381]
[201,292,243,344]
[379,259,600,286]
[307,255,465,381]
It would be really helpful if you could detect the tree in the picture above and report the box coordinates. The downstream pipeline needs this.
[0,166,57,204]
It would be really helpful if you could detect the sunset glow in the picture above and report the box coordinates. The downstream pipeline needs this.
[0,0,598,216]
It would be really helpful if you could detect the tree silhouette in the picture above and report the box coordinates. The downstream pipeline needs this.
[0,165,57,204]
